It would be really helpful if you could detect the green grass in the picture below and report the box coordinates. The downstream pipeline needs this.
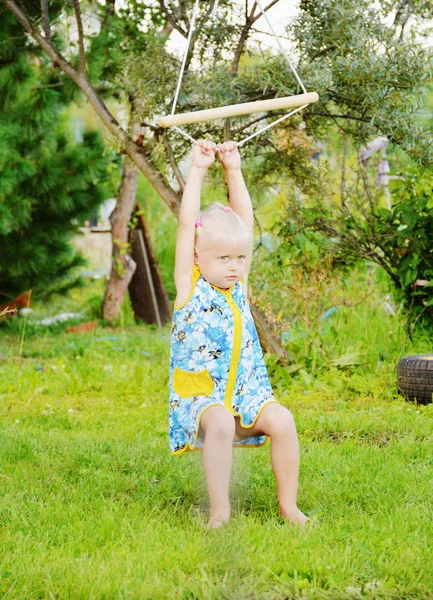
[1,285,433,599]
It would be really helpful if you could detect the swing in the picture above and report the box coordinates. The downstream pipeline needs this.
[158,0,318,146]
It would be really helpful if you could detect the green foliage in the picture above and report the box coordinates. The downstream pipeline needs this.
[294,0,433,164]
[379,0,433,23]
[0,26,117,299]
[272,160,433,328]
[1,283,433,597]
[389,168,433,298]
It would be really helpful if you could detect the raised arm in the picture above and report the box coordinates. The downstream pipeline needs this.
[217,141,254,232]
[174,140,216,305]
[218,142,254,285]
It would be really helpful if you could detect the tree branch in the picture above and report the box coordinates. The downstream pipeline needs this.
[321,289,375,315]
[309,45,337,61]
[311,111,371,124]
[183,2,216,73]
[40,0,52,43]
[140,121,163,134]
[1,0,181,215]
[341,135,348,207]
[232,111,287,134]
[4,0,67,65]
[163,132,185,193]
[393,0,411,26]
[250,26,290,41]
[100,0,115,30]
[231,3,257,76]
[73,0,86,73]
[251,0,281,24]
[157,0,187,37]
[398,10,411,41]
[253,212,263,252]
[230,0,282,76]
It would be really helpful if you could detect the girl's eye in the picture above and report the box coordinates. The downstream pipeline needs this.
[220,256,229,262]
[237,255,246,260]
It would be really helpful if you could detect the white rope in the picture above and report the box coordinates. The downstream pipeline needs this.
[173,125,199,145]
[256,0,307,94]
[237,104,308,146]
[171,0,201,116]
[170,0,311,146]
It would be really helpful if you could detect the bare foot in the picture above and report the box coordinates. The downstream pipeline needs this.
[279,504,309,527]
[206,515,229,529]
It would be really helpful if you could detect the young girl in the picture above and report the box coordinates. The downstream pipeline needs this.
[169,139,307,529]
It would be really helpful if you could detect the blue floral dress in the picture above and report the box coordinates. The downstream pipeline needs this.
[169,265,277,455]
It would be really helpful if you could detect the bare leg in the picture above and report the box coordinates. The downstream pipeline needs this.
[235,403,308,526]
[200,406,235,528]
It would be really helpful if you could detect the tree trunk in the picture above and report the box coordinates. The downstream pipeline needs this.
[102,158,138,321]
[250,303,288,362]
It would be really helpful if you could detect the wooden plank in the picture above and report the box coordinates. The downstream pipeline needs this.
[158,92,319,128]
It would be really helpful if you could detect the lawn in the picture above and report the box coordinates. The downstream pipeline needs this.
[0,288,432,599]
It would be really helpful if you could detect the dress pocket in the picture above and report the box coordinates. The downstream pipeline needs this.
[172,368,214,398]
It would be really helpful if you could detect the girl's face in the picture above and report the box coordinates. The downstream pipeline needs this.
[195,238,249,290]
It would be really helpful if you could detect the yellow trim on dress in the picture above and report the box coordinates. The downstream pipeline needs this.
[175,267,243,411]
[170,402,223,456]
[170,400,278,456]
[206,281,243,414]
[223,291,243,413]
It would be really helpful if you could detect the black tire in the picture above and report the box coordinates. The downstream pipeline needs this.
[397,354,433,405]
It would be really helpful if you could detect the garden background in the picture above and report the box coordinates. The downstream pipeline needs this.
[1,0,433,598]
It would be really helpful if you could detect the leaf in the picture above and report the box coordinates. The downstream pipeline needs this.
[328,353,362,368]
[285,364,303,375]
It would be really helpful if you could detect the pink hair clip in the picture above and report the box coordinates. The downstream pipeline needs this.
[195,218,202,228]
[223,206,232,213]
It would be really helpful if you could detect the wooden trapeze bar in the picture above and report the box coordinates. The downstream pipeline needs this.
[158,92,319,128]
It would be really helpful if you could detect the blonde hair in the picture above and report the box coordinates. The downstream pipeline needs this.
[195,203,252,252]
